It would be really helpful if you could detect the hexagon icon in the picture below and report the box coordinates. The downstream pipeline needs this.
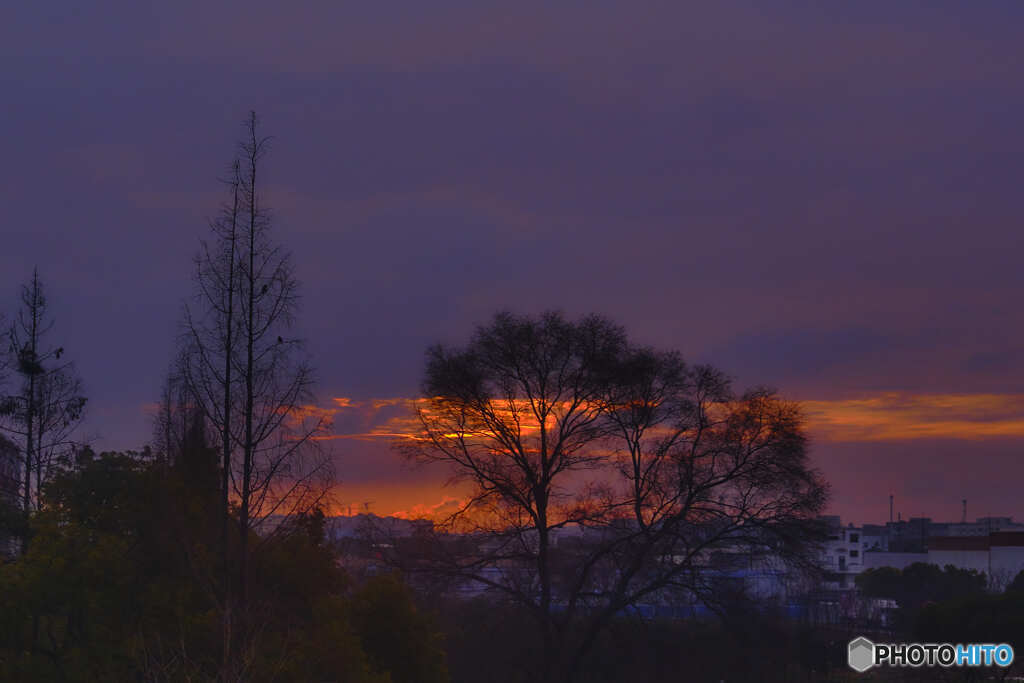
[848,636,875,673]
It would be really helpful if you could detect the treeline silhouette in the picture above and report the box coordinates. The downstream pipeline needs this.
[0,442,446,681]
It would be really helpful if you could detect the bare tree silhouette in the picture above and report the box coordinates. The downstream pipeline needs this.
[399,311,828,683]
[0,269,86,552]
[178,112,333,680]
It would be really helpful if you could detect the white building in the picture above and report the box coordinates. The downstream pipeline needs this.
[928,532,1024,590]
[821,519,867,588]
[859,532,1024,591]
[863,551,927,571]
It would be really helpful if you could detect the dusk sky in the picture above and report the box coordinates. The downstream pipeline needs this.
[4,1,1024,525]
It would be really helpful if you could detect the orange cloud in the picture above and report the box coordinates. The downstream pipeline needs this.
[316,392,1024,520]
[370,398,413,410]
[320,391,1024,445]
[391,496,470,521]
[803,392,1024,442]
[327,480,469,520]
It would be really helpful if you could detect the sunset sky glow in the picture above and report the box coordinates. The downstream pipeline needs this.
[4,1,1024,526]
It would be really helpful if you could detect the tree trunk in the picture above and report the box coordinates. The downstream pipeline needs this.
[537,491,556,683]
[239,112,259,613]
[21,370,34,554]
[219,160,240,683]
[20,273,40,554]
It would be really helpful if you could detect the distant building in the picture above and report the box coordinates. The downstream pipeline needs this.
[831,514,1024,591]
[821,517,865,589]
[861,524,888,551]
[926,532,1024,590]
[324,513,433,543]
[863,551,928,570]
[944,517,1024,537]
[884,517,932,553]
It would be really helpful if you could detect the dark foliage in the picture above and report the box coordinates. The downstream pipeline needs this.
[0,449,447,682]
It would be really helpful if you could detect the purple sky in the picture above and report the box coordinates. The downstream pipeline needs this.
[3,1,1024,524]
